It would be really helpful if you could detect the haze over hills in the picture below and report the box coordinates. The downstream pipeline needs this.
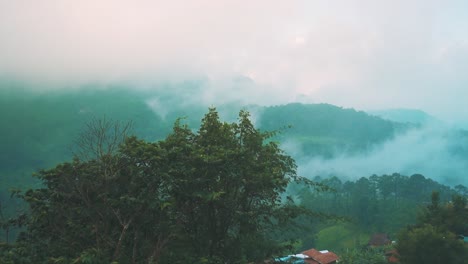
[1,85,467,192]
[1,1,467,261]
[1,83,467,261]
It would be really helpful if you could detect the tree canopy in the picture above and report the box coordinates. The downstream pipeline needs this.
[396,192,468,264]
[1,108,307,263]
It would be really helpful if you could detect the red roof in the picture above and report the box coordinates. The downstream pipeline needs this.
[302,248,339,264]
[304,259,319,264]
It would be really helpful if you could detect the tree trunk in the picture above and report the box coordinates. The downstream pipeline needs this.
[113,221,131,261]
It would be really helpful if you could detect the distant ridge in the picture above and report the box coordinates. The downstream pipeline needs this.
[258,103,409,157]
[368,108,437,125]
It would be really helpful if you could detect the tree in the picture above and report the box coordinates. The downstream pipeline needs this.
[454,184,468,197]
[4,117,175,263]
[7,108,306,263]
[396,192,468,264]
[160,109,302,262]
[418,192,468,236]
[396,224,467,264]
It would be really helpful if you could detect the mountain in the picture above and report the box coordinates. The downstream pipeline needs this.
[0,89,409,192]
[259,103,409,158]
[1,85,468,244]
[368,108,438,125]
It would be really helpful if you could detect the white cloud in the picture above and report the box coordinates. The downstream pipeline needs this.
[0,0,468,122]
[295,124,468,186]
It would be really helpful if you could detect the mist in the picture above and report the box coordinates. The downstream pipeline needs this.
[1,0,468,186]
[287,123,468,186]
[1,1,468,124]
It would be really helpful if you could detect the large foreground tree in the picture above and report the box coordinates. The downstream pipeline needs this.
[2,108,307,263]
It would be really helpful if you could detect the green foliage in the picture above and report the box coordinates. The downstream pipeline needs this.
[315,223,370,251]
[338,247,388,264]
[418,192,468,236]
[299,173,458,237]
[0,91,417,237]
[0,87,202,243]
[259,103,406,157]
[397,224,467,264]
[396,192,468,264]
[2,86,468,262]
[3,108,308,263]
[159,108,302,262]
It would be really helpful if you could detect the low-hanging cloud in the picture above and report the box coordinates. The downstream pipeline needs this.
[1,0,468,123]
[291,123,468,186]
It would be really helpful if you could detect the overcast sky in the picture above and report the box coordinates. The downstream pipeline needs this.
[1,0,468,123]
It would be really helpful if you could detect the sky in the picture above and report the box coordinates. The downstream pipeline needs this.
[1,0,468,123]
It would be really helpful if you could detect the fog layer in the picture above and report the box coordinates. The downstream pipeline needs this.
[291,124,468,186]
[1,1,468,123]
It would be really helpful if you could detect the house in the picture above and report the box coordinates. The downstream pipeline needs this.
[301,248,339,264]
[274,248,339,264]
[368,233,391,247]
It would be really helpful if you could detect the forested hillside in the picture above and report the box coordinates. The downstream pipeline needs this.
[1,87,467,262]
[259,103,409,158]
[0,108,310,263]
[297,173,466,245]
[0,88,412,197]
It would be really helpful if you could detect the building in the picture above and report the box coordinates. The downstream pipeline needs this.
[275,248,339,264]
[301,248,339,264]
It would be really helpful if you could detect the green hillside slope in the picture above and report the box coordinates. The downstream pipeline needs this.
[259,103,408,157]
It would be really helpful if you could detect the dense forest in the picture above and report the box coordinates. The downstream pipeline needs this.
[1,87,467,263]
[259,103,408,157]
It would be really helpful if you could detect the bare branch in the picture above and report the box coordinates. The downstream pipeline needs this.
[72,116,133,161]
